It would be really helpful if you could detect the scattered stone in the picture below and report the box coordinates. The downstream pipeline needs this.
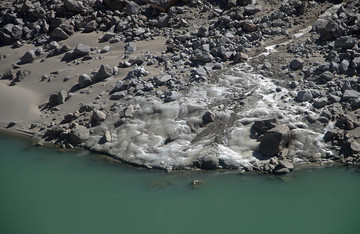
[313,97,328,108]
[64,0,84,13]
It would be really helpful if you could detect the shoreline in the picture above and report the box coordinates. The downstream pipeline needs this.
[1,0,360,174]
[1,128,357,176]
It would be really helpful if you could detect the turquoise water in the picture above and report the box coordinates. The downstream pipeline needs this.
[0,135,359,234]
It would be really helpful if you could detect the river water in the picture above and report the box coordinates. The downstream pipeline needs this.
[0,135,359,234]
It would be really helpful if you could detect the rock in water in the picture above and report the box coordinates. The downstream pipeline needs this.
[69,125,90,145]
[20,50,36,64]
[259,125,290,156]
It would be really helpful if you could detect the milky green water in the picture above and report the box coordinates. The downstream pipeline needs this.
[0,135,359,234]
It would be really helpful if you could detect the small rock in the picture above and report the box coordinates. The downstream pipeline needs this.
[126,1,140,15]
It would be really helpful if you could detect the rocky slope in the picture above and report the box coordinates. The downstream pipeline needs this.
[1,0,360,173]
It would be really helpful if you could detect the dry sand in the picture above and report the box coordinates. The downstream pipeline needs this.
[0,31,167,135]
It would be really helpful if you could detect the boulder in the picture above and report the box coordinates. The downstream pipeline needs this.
[84,20,98,33]
[243,22,257,32]
[57,90,68,104]
[259,125,290,156]
[93,110,107,122]
[244,4,262,15]
[104,0,127,11]
[296,90,313,102]
[200,155,218,170]
[234,52,248,63]
[126,1,140,15]
[51,27,69,40]
[145,0,179,12]
[313,97,328,108]
[101,46,111,53]
[69,125,90,145]
[125,42,136,56]
[78,74,92,88]
[94,64,113,82]
[20,50,36,64]
[101,131,112,143]
[274,160,294,174]
[110,91,126,100]
[342,90,359,101]
[253,119,277,132]
[334,37,357,49]
[64,0,84,13]
[202,111,215,124]
[49,90,67,106]
[74,43,90,57]
[290,58,304,70]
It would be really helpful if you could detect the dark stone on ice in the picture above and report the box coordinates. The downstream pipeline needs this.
[259,125,290,156]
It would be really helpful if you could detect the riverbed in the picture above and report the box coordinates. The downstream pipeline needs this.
[0,135,359,234]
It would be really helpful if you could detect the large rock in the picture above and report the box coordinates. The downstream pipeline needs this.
[144,0,179,12]
[64,0,84,13]
[78,74,92,88]
[126,1,140,15]
[259,125,290,156]
[74,43,90,57]
[69,125,90,145]
[290,58,304,70]
[104,0,127,10]
[93,110,107,122]
[296,90,313,102]
[334,37,357,49]
[194,52,214,63]
[49,90,67,106]
[20,50,36,64]
[51,27,69,40]
[94,64,113,82]
[244,4,262,15]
